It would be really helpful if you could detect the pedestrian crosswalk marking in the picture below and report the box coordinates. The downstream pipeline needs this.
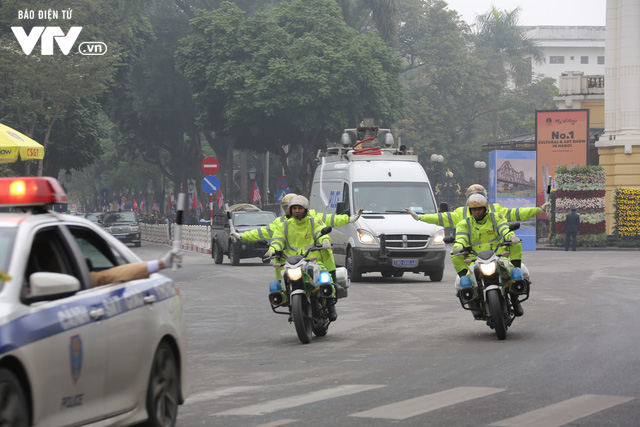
[212,384,385,416]
[489,394,635,427]
[350,386,505,420]
[185,386,266,405]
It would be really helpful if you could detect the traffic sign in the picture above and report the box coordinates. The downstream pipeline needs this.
[277,188,291,202]
[277,175,289,189]
[201,157,220,175]
[201,175,220,194]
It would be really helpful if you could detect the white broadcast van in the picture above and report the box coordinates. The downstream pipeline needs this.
[309,120,446,282]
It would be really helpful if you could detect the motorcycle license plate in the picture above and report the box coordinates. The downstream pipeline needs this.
[392,259,418,268]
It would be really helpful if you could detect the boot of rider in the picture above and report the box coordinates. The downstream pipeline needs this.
[327,299,338,321]
[510,293,524,317]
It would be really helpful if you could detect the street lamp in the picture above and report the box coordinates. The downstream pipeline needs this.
[248,166,256,181]
[430,154,444,188]
[65,169,72,183]
[474,160,487,187]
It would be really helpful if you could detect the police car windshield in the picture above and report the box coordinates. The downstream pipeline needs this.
[232,212,276,227]
[0,228,17,271]
[353,182,437,214]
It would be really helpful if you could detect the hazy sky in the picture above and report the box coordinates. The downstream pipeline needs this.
[445,0,607,27]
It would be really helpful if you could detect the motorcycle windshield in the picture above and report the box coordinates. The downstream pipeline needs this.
[477,249,495,260]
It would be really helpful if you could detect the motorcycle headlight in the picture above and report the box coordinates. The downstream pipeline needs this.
[431,228,445,246]
[357,229,376,245]
[479,261,497,276]
[287,267,302,281]
[318,271,332,284]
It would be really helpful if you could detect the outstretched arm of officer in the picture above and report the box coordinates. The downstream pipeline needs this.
[405,208,421,221]
[538,202,551,214]
[349,208,364,223]
[230,231,243,241]
[159,248,183,270]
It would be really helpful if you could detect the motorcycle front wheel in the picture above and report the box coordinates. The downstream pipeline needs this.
[292,294,313,344]
[487,289,507,340]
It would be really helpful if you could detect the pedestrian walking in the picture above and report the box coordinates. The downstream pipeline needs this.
[565,206,580,251]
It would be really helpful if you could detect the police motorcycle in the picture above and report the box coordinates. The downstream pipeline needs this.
[263,227,349,344]
[445,223,531,340]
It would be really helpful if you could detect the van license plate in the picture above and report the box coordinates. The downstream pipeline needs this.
[392,259,417,268]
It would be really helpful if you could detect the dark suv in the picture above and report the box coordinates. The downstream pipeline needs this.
[101,211,142,247]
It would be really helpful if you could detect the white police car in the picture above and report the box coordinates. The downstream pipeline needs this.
[0,177,188,426]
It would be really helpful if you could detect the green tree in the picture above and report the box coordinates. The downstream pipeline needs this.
[177,0,403,194]
[395,0,501,183]
[472,6,544,88]
[336,0,399,46]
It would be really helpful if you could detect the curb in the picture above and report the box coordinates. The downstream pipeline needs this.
[536,245,640,251]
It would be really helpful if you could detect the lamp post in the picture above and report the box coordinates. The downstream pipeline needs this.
[248,166,258,206]
[430,154,444,189]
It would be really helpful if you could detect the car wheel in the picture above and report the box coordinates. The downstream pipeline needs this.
[381,271,392,278]
[212,240,223,264]
[392,271,404,278]
[229,242,240,266]
[144,341,179,427]
[135,241,142,247]
[0,368,29,427]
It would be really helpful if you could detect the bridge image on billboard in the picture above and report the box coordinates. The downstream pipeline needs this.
[488,150,537,250]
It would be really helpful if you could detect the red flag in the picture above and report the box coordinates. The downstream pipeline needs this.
[250,181,261,203]
[216,189,224,208]
[133,198,138,211]
[152,197,159,212]
[140,198,145,212]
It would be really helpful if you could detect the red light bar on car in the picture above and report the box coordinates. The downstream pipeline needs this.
[0,177,68,207]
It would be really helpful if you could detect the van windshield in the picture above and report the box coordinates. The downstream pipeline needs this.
[353,182,437,214]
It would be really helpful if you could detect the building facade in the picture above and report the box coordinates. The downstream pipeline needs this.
[525,26,605,84]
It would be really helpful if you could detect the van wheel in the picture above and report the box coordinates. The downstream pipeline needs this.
[381,271,392,278]
[429,269,444,282]
[346,249,362,282]
[392,271,404,278]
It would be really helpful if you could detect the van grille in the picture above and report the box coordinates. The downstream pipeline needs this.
[384,234,430,249]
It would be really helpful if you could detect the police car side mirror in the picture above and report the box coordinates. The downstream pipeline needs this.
[29,272,81,298]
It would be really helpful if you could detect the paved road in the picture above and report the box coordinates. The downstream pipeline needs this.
[135,244,640,426]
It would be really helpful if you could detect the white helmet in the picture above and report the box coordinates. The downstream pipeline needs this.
[467,194,488,209]
[288,195,309,212]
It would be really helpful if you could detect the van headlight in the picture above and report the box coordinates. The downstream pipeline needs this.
[431,228,445,246]
[357,229,376,245]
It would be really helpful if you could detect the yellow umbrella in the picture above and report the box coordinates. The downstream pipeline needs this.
[0,123,45,164]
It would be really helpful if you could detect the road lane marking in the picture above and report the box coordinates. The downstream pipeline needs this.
[184,386,266,405]
[350,386,505,420]
[256,420,300,427]
[213,384,386,416]
[489,394,635,427]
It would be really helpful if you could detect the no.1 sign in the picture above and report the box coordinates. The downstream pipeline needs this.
[201,157,219,175]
